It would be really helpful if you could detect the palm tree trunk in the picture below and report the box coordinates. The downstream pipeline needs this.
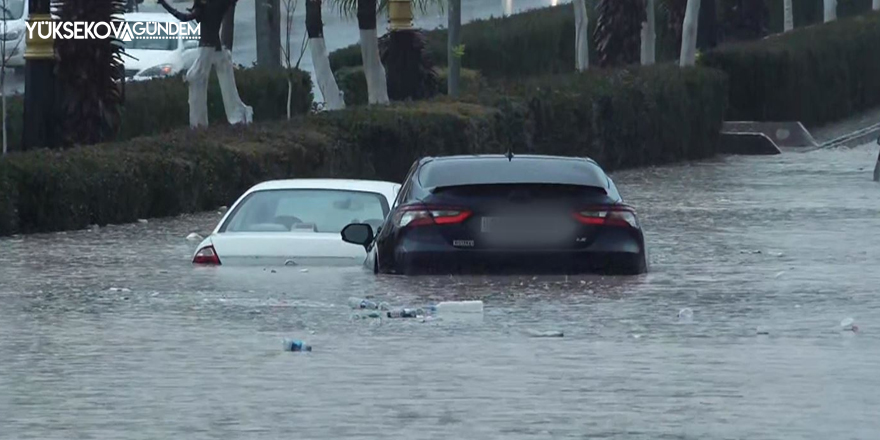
[783,0,793,32]
[573,0,589,71]
[357,0,389,104]
[2,67,6,155]
[641,0,655,65]
[824,0,837,22]
[679,0,700,67]
[307,0,345,109]
[447,0,461,96]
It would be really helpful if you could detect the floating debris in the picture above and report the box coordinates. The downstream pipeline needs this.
[283,340,312,352]
[108,287,131,293]
[218,206,228,214]
[284,260,297,266]
[300,269,309,273]
[186,233,203,242]
[137,219,148,224]
[841,317,858,332]
[756,326,770,335]
[526,330,564,338]
[678,308,694,322]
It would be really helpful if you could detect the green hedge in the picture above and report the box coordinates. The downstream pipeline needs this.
[329,1,879,81]
[0,65,727,236]
[3,67,313,152]
[700,10,880,126]
[335,66,486,106]
[330,3,681,78]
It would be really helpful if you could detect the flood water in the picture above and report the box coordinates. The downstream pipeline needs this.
[2,144,880,439]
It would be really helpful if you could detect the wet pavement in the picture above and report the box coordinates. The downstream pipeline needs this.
[3,143,880,439]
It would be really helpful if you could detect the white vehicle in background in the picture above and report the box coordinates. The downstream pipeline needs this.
[192,179,402,266]
[1,0,28,72]
[123,12,198,81]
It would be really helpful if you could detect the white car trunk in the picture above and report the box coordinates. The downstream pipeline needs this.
[209,232,366,266]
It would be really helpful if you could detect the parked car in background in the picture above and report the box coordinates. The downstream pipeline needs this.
[123,12,198,81]
[193,179,401,266]
[1,0,28,72]
[342,154,648,275]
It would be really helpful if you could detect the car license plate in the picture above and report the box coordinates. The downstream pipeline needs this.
[481,217,562,233]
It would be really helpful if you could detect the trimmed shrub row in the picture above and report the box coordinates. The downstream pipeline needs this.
[0,64,727,236]
[335,67,486,106]
[329,1,878,82]
[3,67,313,153]
[700,10,880,127]
[329,2,682,78]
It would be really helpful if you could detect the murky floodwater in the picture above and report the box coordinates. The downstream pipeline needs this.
[3,145,880,439]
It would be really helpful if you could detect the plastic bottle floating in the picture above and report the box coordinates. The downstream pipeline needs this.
[348,297,389,311]
[840,317,859,332]
[431,300,484,315]
[283,340,312,352]
[386,308,425,319]
[678,308,694,322]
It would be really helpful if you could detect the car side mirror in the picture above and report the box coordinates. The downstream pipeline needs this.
[341,223,374,249]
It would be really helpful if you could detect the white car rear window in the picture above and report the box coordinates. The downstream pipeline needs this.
[222,189,389,233]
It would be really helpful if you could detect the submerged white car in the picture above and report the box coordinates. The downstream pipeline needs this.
[192,179,401,266]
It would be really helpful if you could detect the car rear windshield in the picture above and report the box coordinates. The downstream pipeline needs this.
[220,189,389,233]
[418,157,608,189]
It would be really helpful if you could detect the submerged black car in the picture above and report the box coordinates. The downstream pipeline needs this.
[341,154,648,275]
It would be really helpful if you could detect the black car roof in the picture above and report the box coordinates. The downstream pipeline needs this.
[416,154,609,189]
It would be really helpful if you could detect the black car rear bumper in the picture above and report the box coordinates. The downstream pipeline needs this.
[391,249,646,275]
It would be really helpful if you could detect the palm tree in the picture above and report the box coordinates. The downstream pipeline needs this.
[53,0,125,146]
[330,0,440,103]
[574,0,588,71]
[824,0,837,22]
[330,0,389,104]
[305,0,345,109]
[641,0,656,65]
[594,0,646,67]
[783,0,793,32]
[679,0,699,66]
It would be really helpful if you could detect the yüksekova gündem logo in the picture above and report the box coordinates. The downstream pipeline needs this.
[26,21,200,41]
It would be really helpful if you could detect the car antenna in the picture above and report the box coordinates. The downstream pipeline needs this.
[505,148,514,162]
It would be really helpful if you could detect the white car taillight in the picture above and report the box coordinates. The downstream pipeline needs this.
[193,245,221,265]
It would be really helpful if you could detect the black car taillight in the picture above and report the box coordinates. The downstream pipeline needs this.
[394,205,472,228]
[193,245,222,265]
[573,205,640,229]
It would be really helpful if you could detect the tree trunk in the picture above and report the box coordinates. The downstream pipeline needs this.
[2,67,6,155]
[679,0,700,67]
[695,0,715,51]
[783,0,793,32]
[307,0,345,110]
[573,0,589,71]
[824,0,837,22]
[357,0,389,104]
[641,0,655,65]
[221,2,235,50]
[874,0,879,11]
[447,0,461,96]
[255,0,282,68]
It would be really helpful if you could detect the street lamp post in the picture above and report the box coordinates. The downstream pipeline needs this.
[22,0,57,151]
